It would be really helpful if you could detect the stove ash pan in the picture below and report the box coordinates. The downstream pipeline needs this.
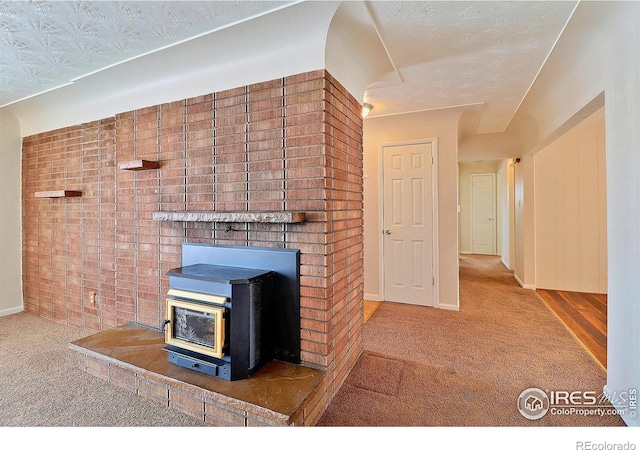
[164,264,276,381]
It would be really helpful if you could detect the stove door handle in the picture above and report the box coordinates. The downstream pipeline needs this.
[161,319,170,333]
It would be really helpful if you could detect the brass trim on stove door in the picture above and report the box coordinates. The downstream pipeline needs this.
[167,288,227,305]
[165,298,226,359]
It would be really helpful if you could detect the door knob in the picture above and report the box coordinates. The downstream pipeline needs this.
[384,230,391,235]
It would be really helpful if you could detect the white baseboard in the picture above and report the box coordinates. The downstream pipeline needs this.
[603,384,638,427]
[437,303,460,311]
[459,251,472,255]
[0,306,24,318]
[513,273,536,290]
[365,295,456,311]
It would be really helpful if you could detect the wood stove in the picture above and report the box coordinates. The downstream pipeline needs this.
[162,244,300,381]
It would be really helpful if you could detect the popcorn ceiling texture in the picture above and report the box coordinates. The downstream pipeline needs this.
[0,0,290,105]
[359,1,576,132]
[21,70,364,424]
[2,1,576,137]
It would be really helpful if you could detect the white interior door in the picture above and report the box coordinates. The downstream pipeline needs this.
[471,173,496,255]
[382,143,434,307]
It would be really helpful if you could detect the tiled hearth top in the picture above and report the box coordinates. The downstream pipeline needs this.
[152,211,306,223]
[69,323,324,422]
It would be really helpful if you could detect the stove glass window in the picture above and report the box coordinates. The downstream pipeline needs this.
[173,306,216,348]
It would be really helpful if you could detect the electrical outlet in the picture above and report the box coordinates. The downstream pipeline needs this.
[89,292,96,305]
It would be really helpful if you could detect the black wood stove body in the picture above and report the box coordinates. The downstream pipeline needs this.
[163,244,300,381]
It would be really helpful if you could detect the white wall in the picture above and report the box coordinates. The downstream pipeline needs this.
[534,109,607,293]
[325,1,395,105]
[513,154,536,289]
[497,159,515,270]
[0,110,23,316]
[363,108,461,310]
[507,2,640,424]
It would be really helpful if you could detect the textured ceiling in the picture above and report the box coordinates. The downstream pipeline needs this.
[0,0,294,106]
[0,0,577,137]
[363,0,578,133]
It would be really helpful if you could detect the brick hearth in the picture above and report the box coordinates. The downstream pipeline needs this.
[70,323,325,426]
[21,69,364,425]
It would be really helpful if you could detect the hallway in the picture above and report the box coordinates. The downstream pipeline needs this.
[319,254,622,426]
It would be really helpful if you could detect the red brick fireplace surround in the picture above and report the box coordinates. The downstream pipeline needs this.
[21,70,364,425]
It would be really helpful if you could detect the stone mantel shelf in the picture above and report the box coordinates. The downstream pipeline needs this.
[152,211,306,224]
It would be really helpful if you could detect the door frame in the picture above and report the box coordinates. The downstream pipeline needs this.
[470,172,497,255]
[378,138,440,308]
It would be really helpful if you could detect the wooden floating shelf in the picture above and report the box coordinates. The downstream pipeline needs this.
[118,160,160,171]
[36,191,82,198]
[152,211,306,224]
[35,190,82,198]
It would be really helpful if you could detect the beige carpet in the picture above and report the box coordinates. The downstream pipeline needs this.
[318,255,625,426]
[0,255,626,428]
[0,312,207,427]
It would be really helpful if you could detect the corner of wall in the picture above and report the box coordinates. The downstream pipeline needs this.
[0,109,24,314]
[325,1,396,104]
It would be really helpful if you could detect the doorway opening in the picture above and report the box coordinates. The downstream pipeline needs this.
[532,105,608,370]
[458,161,503,258]
[470,172,496,255]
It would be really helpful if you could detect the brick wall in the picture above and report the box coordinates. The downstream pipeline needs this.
[21,70,363,418]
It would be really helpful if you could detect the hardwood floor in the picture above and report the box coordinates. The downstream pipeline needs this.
[537,289,607,370]
[364,300,381,323]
